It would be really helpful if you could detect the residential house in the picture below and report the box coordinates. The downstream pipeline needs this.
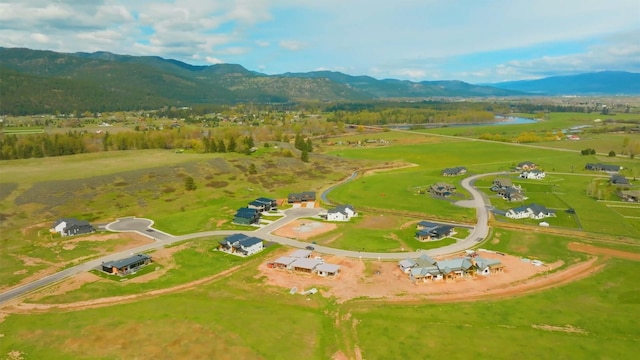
[441,166,467,177]
[316,263,340,277]
[585,163,622,172]
[51,218,95,237]
[255,197,277,211]
[290,258,323,273]
[517,161,537,171]
[520,169,546,180]
[101,254,152,276]
[218,234,264,256]
[272,256,298,269]
[415,222,454,241]
[497,187,526,202]
[505,203,556,220]
[326,205,357,222]
[247,200,267,212]
[610,174,630,186]
[492,178,514,189]
[290,249,312,258]
[429,182,456,197]
[402,254,504,283]
[288,191,316,203]
[618,190,640,202]
[233,208,260,225]
[472,257,505,276]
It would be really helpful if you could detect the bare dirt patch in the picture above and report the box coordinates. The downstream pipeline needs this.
[25,272,102,302]
[357,214,396,229]
[568,242,640,261]
[256,250,600,304]
[273,219,337,240]
[531,324,589,334]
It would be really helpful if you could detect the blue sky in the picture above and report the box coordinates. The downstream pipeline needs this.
[0,0,638,83]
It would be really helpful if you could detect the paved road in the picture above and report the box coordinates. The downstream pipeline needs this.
[0,171,501,305]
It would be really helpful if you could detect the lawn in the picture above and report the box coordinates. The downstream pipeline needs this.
[350,258,639,359]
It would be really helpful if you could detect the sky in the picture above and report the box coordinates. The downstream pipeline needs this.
[0,0,639,83]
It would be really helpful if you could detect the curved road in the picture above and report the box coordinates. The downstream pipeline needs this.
[0,172,501,305]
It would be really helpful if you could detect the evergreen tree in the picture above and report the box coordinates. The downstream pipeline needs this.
[217,139,226,153]
[301,149,309,162]
[227,136,237,152]
[306,138,313,152]
[185,176,196,191]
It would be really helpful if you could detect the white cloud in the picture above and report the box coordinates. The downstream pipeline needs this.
[206,56,224,64]
[255,40,270,47]
[278,40,307,51]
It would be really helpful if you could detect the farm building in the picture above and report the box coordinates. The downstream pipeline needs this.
[326,205,357,222]
[441,166,467,177]
[102,254,152,276]
[585,163,622,172]
[218,234,264,256]
[505,203,556,220]
[51,218,95,237]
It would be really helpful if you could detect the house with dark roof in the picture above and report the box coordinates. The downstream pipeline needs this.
[247,200,267,211]
[429,182,456,197]
[585,163,622,172]
[505,203,556,220]
[255,197,277,210]
[415,222,454,241]
[218,233,264,256]
[326,205,357,222]
[233,208,261,225]
[51,218,95,237]
[610,174,630,186]
[497,187,526,202]
[441,166,467,177]
[102,254,152,276]
[288,191,316,203]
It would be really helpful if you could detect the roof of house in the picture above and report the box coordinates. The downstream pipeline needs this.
[290,249,312,258]
[437,258,473,272]
[54,217,91,227]
[431,225,454,236]
[410,266,441,277]
[518,161,535,167]
[611,174,629,184]
[291,258,323,270]
[399,259,416,268]
[441,166,466,175]
[475,257,502,269]
[222,233,249,244]
[511,203,555,215]
[415,254,437,266]
[103,254,151,269]
[255,197,276,204]
[236,207,259,214]
[494,178,513,187]
[329,204,355,215]
[235,236,262,247]
[316,263,340,273]
[248,200,266,207]
[273,256,298,266]
[417,220,439,229]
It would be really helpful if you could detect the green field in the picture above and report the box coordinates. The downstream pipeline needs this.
[1,114,640,359]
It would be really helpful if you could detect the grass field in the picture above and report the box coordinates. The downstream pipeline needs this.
[1,114,639,359]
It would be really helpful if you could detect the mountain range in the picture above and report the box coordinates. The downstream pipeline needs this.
[1,47,638,115]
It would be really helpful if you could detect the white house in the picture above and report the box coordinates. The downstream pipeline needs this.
[520,169,546,180]
[326,205,357,222]
[505,204,556,220]
[218,234,264,256]
[50,218,94,237]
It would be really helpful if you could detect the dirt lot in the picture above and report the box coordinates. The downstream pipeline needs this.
[257,250,575,303]
[272,219,337,240]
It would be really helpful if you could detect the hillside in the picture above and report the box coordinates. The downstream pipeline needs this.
[0,47,522,114]
[490,71,640,95]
